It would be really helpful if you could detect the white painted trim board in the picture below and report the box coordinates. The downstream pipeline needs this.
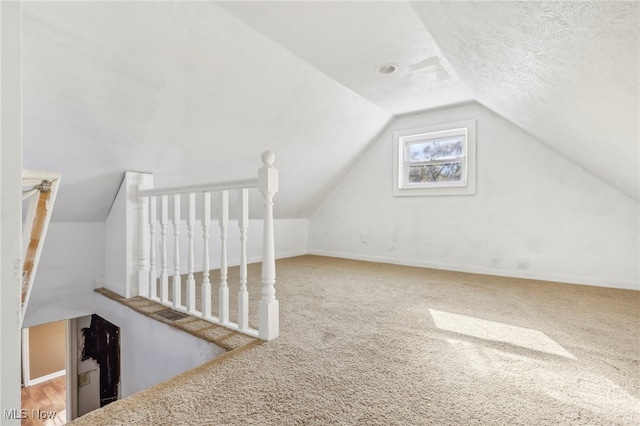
[308,250,639,291]
[28,369,66,386]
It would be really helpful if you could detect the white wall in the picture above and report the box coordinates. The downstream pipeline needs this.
[0,1,23,419]
[22,222,105,328]
[309,103,640,290]
[93,293,225,398]
[103,175,128,297]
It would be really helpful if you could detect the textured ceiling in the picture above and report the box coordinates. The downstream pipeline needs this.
[21,1,639,222]
[218,1,473,114]
[413,1,639,201]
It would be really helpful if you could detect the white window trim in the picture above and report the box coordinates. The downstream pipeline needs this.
[393,118,476,197]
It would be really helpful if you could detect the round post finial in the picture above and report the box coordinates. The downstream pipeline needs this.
[262,151,275,167]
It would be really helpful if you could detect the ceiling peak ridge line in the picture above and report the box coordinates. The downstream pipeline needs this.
[212,2,393,119]
[405,1,471,97]
[472,100,639,204]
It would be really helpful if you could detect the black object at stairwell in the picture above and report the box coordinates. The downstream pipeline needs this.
[81,314,120,407]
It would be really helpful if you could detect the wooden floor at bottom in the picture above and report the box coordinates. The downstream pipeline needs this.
[21,375,66,426]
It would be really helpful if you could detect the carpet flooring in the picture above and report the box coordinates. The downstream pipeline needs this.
[69,255,639,425]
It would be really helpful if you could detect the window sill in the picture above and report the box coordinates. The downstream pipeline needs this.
[393,183,476,197]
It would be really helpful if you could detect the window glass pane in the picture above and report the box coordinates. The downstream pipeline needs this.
[408,162,462,183]
[408,137,463,161]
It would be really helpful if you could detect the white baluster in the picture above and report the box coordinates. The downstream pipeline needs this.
[201,192,212,318]
[149,196,157,300]
[258,151,279,340]
[238,188,249,331]
[219,190,229,324]
[186,193,196,313]
[173,194,182,309]
[160,195,169,304]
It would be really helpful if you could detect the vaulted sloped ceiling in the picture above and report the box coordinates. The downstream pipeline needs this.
[412,1,639,201]
[22,2,392,221]
[218,1,473,114]
[21,1,639,222]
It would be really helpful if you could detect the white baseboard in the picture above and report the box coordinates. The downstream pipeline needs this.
[275,250,308,260]
[235,250,309,267]
[29,369,65,386]
[307,249,639,291]
[97,248,637,292]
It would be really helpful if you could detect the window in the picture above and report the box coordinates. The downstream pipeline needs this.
[393,119,476,196]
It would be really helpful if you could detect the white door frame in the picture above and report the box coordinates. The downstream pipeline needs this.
[67,318,78,421]
[21,328,30,387]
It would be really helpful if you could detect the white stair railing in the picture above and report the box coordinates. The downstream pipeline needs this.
[136,151,279,340]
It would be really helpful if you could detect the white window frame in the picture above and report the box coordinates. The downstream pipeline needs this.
[393,118,476,197]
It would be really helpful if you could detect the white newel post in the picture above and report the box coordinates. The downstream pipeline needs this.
[149,196,157,300]
[258,151,279,340]
[136,174,152,297]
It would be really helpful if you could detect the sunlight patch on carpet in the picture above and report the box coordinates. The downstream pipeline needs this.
[429,309,576,359]
[446,338,640,417]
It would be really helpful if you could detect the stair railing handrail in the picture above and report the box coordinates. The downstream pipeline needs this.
[135,151,279,341]
[138,178,258,198]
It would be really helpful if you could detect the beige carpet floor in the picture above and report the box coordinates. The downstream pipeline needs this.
[70,255,639,425]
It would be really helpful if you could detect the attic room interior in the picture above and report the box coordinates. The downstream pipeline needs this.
[1,1,638,425]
